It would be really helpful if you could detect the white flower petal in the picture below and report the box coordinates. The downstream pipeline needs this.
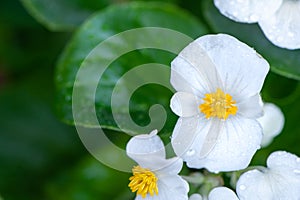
[259,0,300,49]
[157,175,189,200]
[135,175,189,200]
[195,34,269,100]
[156,157,183,175]
[170,92,200,117]
[193,116,262,172]
[237,94,264,118]
[267,151,300,172]
[258,103,285,147]
[171,116,212,167]
[237,151,300,200]
[237,168,300,200]
[214,0,282,23]
[171,39,222,95]
[126,130,166,165]
[236,169,274,200]
[189,194,202,200]
[208,187,239,200]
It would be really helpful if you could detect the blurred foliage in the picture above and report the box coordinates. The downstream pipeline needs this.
[45,156,132,200]
[0,0,300,199]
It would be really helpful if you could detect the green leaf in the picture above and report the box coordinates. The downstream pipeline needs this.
[20,0,109,31]
[55,2,209,135]
[45,155,133,200]
[202,0,300,80]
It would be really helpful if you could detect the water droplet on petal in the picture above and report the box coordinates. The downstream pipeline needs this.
[239,185,246,190]
[186,149,195,156]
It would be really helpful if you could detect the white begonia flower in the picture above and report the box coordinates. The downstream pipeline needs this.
[126,130,189,200]
[236,151,300,200]
[170,34,269,172]
[258,103,285,147]
[214,0,300,49]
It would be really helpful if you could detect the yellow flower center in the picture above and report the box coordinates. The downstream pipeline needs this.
[199,88,238,120]
[128,166,158,198]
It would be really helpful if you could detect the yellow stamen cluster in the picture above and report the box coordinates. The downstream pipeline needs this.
[128,166,158,198]
[199,88,238,120]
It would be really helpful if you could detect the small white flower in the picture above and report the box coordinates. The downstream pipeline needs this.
[170,34,269,172]
[214,0,300,49]
[258,103,285,147]
[236,151,300,200]
[126,130,189,200]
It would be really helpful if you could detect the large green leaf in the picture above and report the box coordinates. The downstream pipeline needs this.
[202,0,300,80]
[55,2,209,136]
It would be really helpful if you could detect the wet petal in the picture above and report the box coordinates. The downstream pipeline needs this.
[193,116,262,172]
[157,175,189,200]
[258,103,284,147]
[236,169,273,200]
[195,34,269,100]
[171,39,222,95]
[237,151,300,200]
[267,151,300,173]
[126,130,166,165]
[214,0,282,23]
[259,0,300,49]
[170,92,200,117]
[171,116,212,167]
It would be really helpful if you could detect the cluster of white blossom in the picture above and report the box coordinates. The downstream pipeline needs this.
[125,33,299,199]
